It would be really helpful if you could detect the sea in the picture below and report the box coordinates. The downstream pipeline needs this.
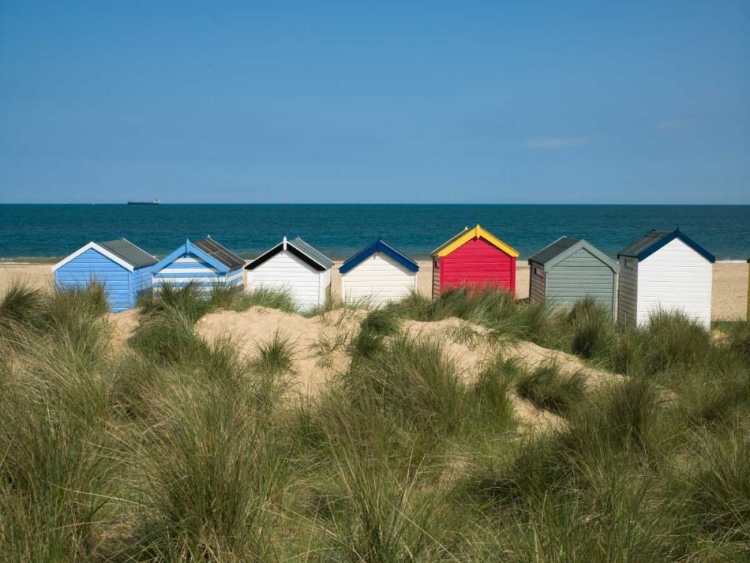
[0,204,748,262]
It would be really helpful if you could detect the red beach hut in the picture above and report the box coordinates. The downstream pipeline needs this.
[431,225,520,299]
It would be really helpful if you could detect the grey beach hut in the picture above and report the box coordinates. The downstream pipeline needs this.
[527,237,620,317]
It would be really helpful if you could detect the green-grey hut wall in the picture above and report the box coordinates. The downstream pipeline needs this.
[544,247,617,316]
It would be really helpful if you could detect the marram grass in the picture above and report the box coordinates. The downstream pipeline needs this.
[1,280,749,562]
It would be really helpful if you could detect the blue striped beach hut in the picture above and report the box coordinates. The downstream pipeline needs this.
[52,238,157,312]
[151,237,245,291]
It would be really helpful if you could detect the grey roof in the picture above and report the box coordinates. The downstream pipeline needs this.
[617,231,671,259]
[193,238,245,270]
[527,237,580,265]
[99,239,157,269]
[290,237,334,269]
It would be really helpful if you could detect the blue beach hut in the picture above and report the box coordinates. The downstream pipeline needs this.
[52,238,157,312]
[151,237,245,291]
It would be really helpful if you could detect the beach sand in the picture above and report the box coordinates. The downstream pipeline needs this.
[1,261,747,321]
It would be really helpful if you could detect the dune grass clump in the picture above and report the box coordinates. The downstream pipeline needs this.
[721,320,750,363]
[129,308,207,365]
[130,385,284,560]
[678,429,750,544]
[40,282,110,351]
[388,286,557,343]
[207,281,244,309]
[359,308,400,337]
[231,286,299,314]
[467,356,518,432]
[345,335,467,438]
[0,405,113,561]
[562,377,664,464]
[138,281,212,323]
[349,308,400,363]
[0,279,44,331]
[641,311,713,374]
[567,296,615,359]
[253,330,295,375]
[515,363,586,415]
[383,290,436,321]
[321,447,451,562]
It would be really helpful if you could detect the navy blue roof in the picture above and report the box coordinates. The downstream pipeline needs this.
[618,229,715,263]
[339,239,419,274]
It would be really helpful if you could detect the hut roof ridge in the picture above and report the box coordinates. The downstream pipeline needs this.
[246,236,333,271]
[339,239,419,274]
[618,228,715,263]
[432,225,519,258]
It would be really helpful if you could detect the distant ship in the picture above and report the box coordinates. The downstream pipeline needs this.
[127,199,161,205]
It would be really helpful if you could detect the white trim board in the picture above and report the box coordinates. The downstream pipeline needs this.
[52,242,135,273]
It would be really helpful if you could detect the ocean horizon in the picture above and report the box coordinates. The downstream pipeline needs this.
[1,204,748,261]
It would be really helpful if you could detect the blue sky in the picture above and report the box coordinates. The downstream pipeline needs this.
[0,0,747,203]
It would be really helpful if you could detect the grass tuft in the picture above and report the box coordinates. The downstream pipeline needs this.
[254,330,295,375]
[232,287,299,314]
[0,279,44,330]
[359,308,400,337]
[515,363,586,415]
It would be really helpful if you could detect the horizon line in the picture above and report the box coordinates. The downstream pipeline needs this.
[2,202,750,206]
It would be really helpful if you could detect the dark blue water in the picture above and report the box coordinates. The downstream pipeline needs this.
[0,205,748,261]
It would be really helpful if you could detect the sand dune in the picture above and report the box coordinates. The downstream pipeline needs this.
[193,306,621,432]
[196,307,365,397]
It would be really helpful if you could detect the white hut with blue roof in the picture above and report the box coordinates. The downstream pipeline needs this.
[245,236,334,310]
[151,237,245,291]
[339,239,419,306]
[52,238,157,312]
[617,228,715,328]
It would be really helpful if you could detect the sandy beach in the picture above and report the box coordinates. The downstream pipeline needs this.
[1,260,747,321]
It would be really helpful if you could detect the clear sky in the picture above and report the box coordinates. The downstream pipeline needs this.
[0,0,747,204]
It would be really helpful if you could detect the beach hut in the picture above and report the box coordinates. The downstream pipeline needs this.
[527,237,620,317]
[617,229,715,328]
[339,239,419,306]
[52,238,157,312]
[431,225,519,299]
[245,236,334,310]
[151,237,245,291]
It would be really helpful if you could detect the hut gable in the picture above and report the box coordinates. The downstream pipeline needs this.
[618,229,715,263]
[339,240,419,306]
[431,225,519,298]
[528,237,619,316]
[52,239,156,312]
[432,225,519,259]
[245,237,333,310]
[617,229,714,328]
[247,237,334,272]
[339,239,419,275]
[152,238,244,290]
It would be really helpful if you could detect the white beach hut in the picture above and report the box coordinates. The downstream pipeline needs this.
[339,239,419,307]
[245,237,334,310]
[617,229,715,328]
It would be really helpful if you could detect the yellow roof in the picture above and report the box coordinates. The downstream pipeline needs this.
[431,225,519,258]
